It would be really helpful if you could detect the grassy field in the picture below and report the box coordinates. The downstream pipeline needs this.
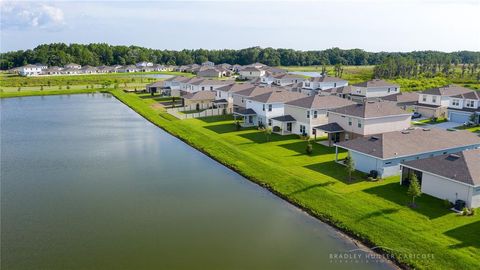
[279,65,480,91]
[107,90,479,270]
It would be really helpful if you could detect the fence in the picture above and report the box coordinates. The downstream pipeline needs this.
[167,104,233,120]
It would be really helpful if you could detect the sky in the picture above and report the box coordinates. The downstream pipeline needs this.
[1,0,479,53]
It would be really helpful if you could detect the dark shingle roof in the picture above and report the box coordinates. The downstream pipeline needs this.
[353,79,399,88]
[309,76,347,83]
[183,91,216,100]
[271,115,296,122]
[403,148,480,186]
[329,101,409,118]
[248,89,307,103]
[336,128,480,159]
[286,95,356,109]
[381,92,419,103]
[314,122,344,133]
[421,85,474,96]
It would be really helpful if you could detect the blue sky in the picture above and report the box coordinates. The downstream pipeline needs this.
[1,0,479,52]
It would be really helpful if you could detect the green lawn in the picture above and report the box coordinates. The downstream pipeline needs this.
[412,117,448,126]
[455,125,480,133]
[109,90,479,270]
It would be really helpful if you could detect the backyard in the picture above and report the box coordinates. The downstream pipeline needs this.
[109,90,480,270]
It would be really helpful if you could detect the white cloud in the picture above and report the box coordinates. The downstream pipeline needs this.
[1,1,65,30]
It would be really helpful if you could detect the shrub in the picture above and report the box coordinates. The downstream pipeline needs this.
[462,207,469,216]
[306,140,313,155]
[443,199,452,209]
[469,208,476,216]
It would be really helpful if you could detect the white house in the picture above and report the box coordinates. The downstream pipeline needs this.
[239,67,266,80]
[262,73,305,86]
[302,76,348,94]
[19,65,43,76]
[335,128,480,178]
[416,85,479,123]
[231,86,274,109]
[239,89,307,130]
[136,61,154,67]
[321,101,412,143]
[401,148,480,208]
[283,95,356,137]
[65,63,81,69]
[202,61,215,66]
[215,83,257,108]
[348,79,400,101]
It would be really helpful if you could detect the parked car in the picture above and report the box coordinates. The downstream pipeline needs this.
[412,112,422,119]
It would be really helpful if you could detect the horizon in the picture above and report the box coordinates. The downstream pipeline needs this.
[1,0,479,53]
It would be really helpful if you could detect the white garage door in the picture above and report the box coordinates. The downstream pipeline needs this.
[449,111,470,123]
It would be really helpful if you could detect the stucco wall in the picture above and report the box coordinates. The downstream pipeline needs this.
[421,172,476,208]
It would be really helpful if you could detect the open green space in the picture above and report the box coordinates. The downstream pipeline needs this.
[107,90,480,270]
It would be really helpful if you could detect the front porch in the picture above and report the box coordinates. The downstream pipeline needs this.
[233,108,257,127]
[270,115,296,135]
[313,122,345,147]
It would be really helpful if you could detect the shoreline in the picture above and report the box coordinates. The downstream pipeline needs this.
[106,90,408,270]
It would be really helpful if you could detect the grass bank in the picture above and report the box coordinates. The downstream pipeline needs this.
[0,88,106,98]
[110,90,480,270]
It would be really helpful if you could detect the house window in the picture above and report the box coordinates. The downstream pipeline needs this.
[313,110,318,118]
[334,83,337,87]
[210,87,213,90]
[345,133,350,140]
[452,99,460,106]
[268,119,272,126]
[262,104,265,111]
[307,111,310,118]
[348,118,352,126]
[357,120,362,128]
[422,95,427,102]
[241,98,244,103]
[202,87,205,90]
[432,96,437,103]
[466,100,475,107]
[388,88,391,93]
[299,125,306,134]
[268,104,272,112]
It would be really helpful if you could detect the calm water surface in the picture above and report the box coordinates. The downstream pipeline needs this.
[1,94,395,270]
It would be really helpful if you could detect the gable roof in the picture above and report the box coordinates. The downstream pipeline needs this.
[183,91,216,100]
[353,79,399,88]
[323,85,356,94]
[421,85,474,96]
[272,73,304,79]
[381,92,419,103]
[248,89,307,103]
[309,76,347,83]
[146,81,164,88]
[403,149,480,186]
[286,95,356,109]
[234,86,273,97]
[336,128,480,160]
[329,101,409,118]
[216,83,256,93]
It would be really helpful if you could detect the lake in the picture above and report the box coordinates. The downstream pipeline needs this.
[1,94,395,270]
[288,71,322,77]
[130,74,174,79]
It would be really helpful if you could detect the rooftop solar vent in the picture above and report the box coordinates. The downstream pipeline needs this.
[369,136,379,141]
[422,128,431,131]
[446,154,460,161]
[401,131,410,134]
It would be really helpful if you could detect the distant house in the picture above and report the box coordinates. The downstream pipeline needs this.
[146,81,165,94]
[118,65,139,73]
[318,101,412,143]
[335,128,480,178]
[401,148,480,208]
[65,63,81,69]
[163,76,192,96]
[321,85,356,99]
[201,61,215,67]
[302,76,348,94]
[43,66,63,75]
[264,73,305,87]
[182,91,216,110]
[19,65,43,76]
[35,63,48,70]
[284,95,356,137]
[80,65,97,74]
[239,88,307,130]
[416,85,479,123]
[231,86,273,109]
[136,61,154,67]
[238,66,266,80]
[349,79,400,101]
[197,67,224,78]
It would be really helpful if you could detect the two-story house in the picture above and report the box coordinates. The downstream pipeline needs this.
[231,86,274,109]
[241,89,307,131]
[348,79,400,101]
[415,85,478,122]
[318,101,412,145]
[302,76,348,95]
[266,73,305,86]
[238,67,266,80]
[19,65,43,76]
[283,95,356,137]
[215,83,257,108]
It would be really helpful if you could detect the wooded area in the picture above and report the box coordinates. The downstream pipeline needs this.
[1,43,479,71]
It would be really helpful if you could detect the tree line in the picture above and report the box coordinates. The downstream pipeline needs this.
[1,43,479,70]
[373,55,480,79]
